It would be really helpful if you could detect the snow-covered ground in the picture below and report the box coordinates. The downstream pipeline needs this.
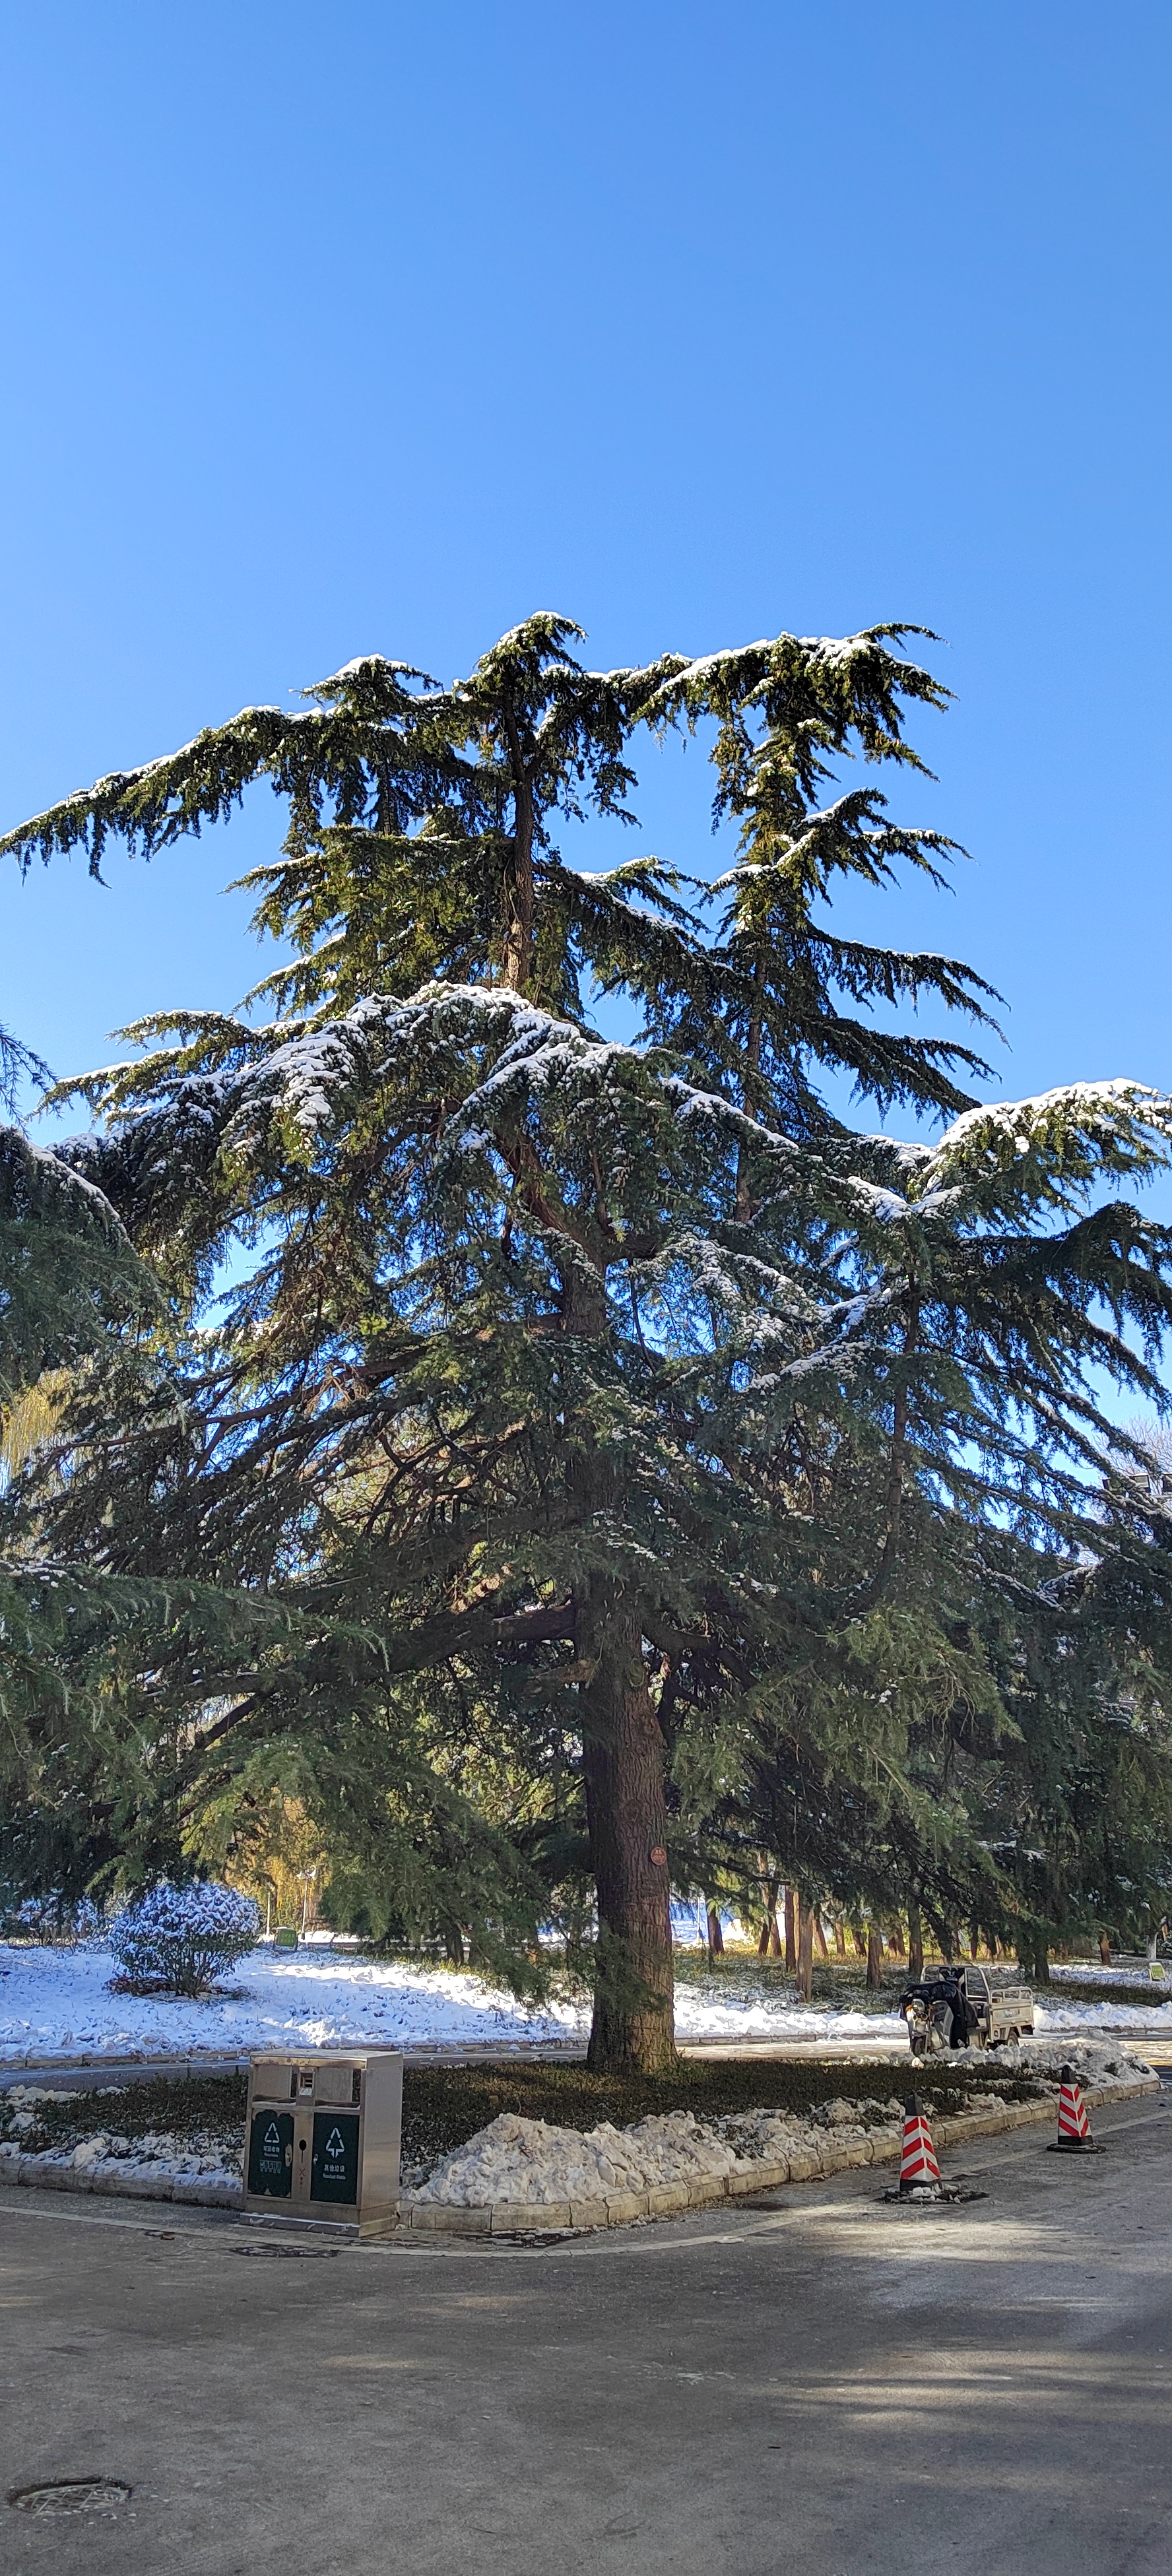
[1050,1961,1170,1987]
[3,1939,1171,2061]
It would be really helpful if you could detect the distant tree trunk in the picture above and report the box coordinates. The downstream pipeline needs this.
[784,1885,797,1972]
[851,1918,867,1962]
[866,1927,884,1991]
[443,1928,465,1966]
[758,1873,781,1958]
[797,1901,815,2003]
[888,1921,905,1960]
[833,1917,847,1960]
[812,1910,828,1962]
[1099,1931,1113,1966]
[583,1608,677,2075]
[969,1923,981,1960]
[942,1926,957,1963]
[706,1904,725,1958]
[907,1902,924,1984]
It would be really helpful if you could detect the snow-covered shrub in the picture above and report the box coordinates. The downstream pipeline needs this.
[109,1883,260,1996]
[2,1892,104,1946]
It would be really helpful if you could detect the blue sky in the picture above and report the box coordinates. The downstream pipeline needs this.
[1,2,1169,1160]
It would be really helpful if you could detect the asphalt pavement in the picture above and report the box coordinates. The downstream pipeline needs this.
[1,2090,1171,2576]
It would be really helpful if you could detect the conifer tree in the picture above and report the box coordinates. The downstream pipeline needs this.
[9,618,1172,2064]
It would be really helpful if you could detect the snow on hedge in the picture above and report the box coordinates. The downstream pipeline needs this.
[110,1884,261,1997]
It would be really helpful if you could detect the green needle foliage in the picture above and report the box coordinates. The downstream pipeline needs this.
[7,616,1172,2061]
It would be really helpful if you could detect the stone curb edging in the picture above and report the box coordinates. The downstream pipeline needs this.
[0,2055,253,2096]
[0,2073,1157,2226]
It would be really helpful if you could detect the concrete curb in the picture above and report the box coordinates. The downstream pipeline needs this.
[0,2055,252,2096]
[0,2073,1157,2226]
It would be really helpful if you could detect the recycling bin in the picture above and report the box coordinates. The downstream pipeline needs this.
[244,2049,403,2239]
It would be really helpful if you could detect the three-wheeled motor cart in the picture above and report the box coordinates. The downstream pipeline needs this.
[899,1962,1035,2056]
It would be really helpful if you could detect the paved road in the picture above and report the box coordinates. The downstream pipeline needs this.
[1,2093,1171,2576]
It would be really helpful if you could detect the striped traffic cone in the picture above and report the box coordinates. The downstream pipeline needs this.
[1047,2065,1099,2155]
[899,2096,942,2196]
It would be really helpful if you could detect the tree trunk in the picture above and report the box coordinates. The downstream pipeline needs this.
[1099,1931,1113,1966]
[583,1610,676,2075]
[866,1927,884,1991]
[784,1884,797,1972]
[833,1917,847,1960]
[887,1921,905,1960]
[734,951,767,1221]
[797,1900,815,2003]
[758,1874,781,1958]
[855,1288,921,1611]
[812,1909,829,1962]
[706,1904,725,1958]
[907,1902,924,1984]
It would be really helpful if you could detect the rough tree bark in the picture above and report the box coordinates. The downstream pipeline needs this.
[866,1927,885,1990]
[582,1609,676,2075]
[796,1900,815,2003]
[907,1902,924,1984]
[784,1884,798,1972]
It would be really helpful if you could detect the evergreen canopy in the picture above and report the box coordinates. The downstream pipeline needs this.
[7,614,1172,2065]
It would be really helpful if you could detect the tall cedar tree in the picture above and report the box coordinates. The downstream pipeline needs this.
[7,617,1172,2064]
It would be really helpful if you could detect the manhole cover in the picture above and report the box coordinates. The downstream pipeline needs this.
[8,2478,131,2517]
[233,2241,341,2259]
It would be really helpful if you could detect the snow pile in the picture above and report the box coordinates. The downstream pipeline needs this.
[412,2039,1154,2209]
[414,2098,903,2208]
[981,2036,1148,2092]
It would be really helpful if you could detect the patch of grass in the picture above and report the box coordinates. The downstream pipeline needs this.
[6,2072,247,2146]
